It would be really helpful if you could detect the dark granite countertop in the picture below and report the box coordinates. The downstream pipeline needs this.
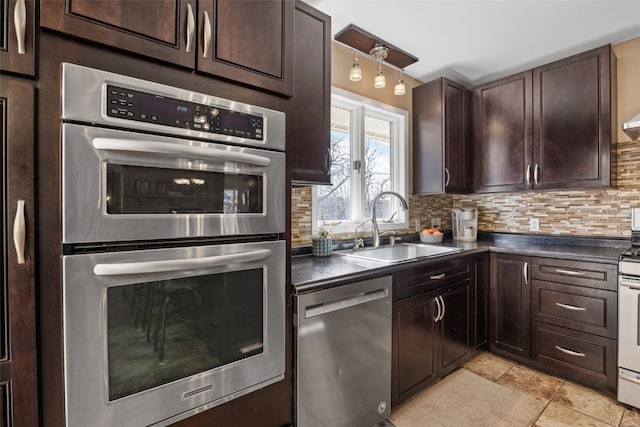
[291,233,628,294]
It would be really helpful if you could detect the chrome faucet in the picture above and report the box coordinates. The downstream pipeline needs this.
[352,191,409,250]
[371,191,409,247]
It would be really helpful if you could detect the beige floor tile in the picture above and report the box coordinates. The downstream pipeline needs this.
[621,408,640,427]
[551,382,624,426]
[497,364,564,402]
[533,402,615,427]
[464,351,516,382]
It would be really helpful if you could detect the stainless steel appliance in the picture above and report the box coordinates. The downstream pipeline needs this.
[61,63,285,244]
[295,276,392,427]
[618,208,640,409]
[60,64,286,427]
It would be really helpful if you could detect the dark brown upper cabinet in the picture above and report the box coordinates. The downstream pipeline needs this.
[40,0,294,96]
[199,0,294,97]
[532,45,614,190]
[472,71,533,193]
[472,45,615,193]
[289,0,331,184]
[0,76,38,427]
[413,77,469,194]
[0,0,36,76]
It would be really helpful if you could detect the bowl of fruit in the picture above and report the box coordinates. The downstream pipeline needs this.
[419,228,444,243]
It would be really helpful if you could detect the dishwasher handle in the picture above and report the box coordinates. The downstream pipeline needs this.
[305,288,389,319]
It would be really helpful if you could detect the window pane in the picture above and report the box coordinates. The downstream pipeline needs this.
[364,115,391,218]
[317,106,352,222]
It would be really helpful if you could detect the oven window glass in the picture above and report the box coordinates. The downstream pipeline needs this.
[106,268,264,401]
[106,164,263,214]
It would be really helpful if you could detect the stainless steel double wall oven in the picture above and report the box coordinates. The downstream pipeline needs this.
[60,64,286,426]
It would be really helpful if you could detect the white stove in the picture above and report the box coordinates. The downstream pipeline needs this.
[617,208,640,410]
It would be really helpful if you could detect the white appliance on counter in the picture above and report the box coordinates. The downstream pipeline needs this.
[617,208,640,410]
[452,208,478,242]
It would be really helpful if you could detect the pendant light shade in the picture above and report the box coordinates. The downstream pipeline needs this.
[349,55,362,81]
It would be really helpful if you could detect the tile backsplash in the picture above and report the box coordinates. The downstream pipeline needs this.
[292,139,640,246]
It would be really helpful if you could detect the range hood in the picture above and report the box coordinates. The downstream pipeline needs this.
[623,113,640,140]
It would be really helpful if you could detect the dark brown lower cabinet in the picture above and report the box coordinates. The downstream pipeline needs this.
[0,76,38,427]
[531,321,616,392]
[393,268,474,406]
[490,253,531,358]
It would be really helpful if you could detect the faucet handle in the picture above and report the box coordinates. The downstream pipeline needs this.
[353,238,364,250]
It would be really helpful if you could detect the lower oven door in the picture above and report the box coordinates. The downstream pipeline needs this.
[62,240,285,427]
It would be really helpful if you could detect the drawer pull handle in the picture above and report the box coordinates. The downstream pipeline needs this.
[554,268,586,276]
[555,302,586,311]
[185,3,195,53]
[555,345,585,357]
[523,262,528,285]
[430,273,446,280]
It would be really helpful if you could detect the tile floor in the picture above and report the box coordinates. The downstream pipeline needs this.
[391,352,640,427]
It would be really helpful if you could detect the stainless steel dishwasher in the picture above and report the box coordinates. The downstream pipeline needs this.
[295,275,392,427]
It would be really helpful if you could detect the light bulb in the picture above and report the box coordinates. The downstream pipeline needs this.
[349,61,362,81]
[394,79,405,95]
[375,62,385,88]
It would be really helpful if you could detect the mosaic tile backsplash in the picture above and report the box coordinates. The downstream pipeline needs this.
[292,139,640,246]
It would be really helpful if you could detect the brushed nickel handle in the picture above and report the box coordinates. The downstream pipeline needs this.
[534,164,540,185]
[555,345,585,357]
[434,296,442,322]
[202,11,212,59]
[14,0,26,54]
[555,302,586,311]
[430,273,446,280]
[439,296,446,321]
[13,200,26,264]
[185,3,195,53]
[444,168,450,187]
[94,249,271,276]
[525,164,531,185]
[554,268,586,276]
[523,262,528,285]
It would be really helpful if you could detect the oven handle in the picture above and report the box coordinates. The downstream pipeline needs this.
[93,248,272,276]
[92,138,272,167]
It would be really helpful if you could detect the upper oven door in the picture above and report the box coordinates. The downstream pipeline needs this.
[62,123,285,244]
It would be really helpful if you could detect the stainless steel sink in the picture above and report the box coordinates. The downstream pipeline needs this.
[341,243,461,264]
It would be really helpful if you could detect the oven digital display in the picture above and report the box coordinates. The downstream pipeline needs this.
[137,95,193,121]
[221,112,252,132]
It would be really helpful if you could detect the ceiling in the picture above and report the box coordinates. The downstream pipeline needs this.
[306,0,640,87]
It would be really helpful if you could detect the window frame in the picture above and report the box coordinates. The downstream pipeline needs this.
[312,87,409,236]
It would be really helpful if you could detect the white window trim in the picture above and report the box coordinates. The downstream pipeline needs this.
[312,87,409,236]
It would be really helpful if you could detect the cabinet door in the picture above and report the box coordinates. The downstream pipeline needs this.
[444,79,469,194]
[490,254,531,358]
[412,78,445,194]
[0,0,36,76]
[0,78,37,426]
[472,71,533,193]
[289,1,331,184]
[438,279,471,377]
[532,46,612,189]
[392,291,438,405]
[40,0,196,68]
[198,0,294,97]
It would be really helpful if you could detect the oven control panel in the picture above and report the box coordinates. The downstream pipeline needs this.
[106,85,264,140]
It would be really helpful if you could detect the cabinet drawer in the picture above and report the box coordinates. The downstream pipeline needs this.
[394,257,471,300]
[532,321,616,391]
[1,382,7,426]
[531,257,617,291]
[531,281,617,338]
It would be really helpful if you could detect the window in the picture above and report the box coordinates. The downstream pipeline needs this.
[313,88,409,235]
